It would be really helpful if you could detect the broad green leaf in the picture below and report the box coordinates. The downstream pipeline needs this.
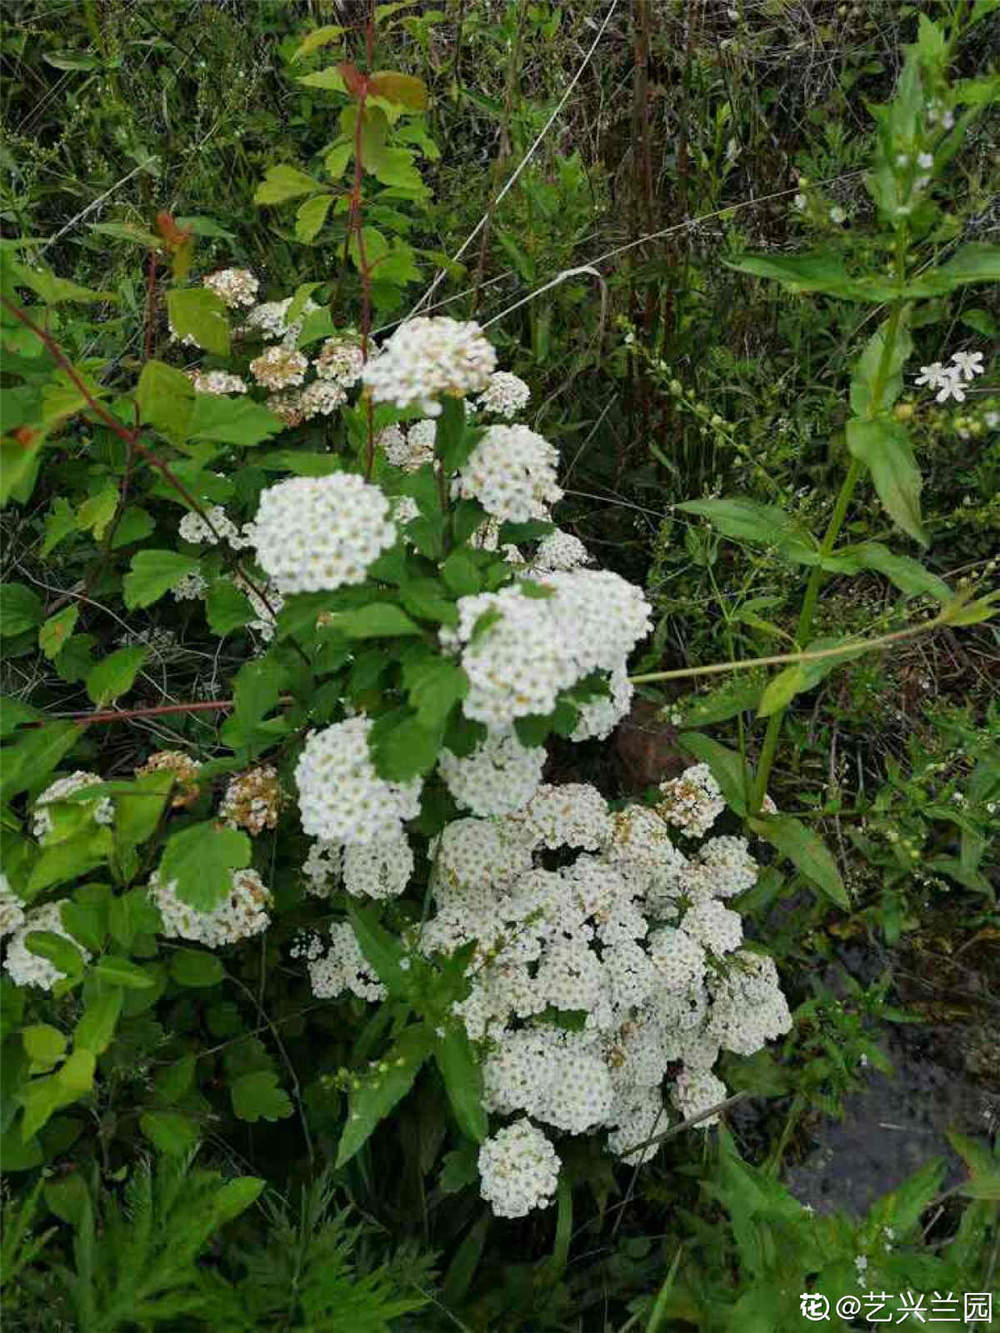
[211,1176,266,1225]
[86,646,147,706]
[324,140,353,178]
[89,221,161,247]
[748,812,848,909]
[441,550,482,597]
[165,287,230,356]
[676,498,817,563]
[295,193,334,243]
[348,904,412,1000]
[230,1070,294,1123]
[367,71,429,109]
[136,359,195,439]
[74,986,123,1054]
[297,66,348,94]
[170,949,225,987]
[435,394,470,472]
[291,23,344,61]
[109,885,163,948]
[42,498,79,556]
[38,606,79,660]
[285,281,321,325]
[0,720,81,802]
[678,732,749,815]
[206,579,253,635]
[934,242,1000,290]
[0,695,41,735]
[254,163,322,205]
[22,1024,67,1071]
[335,1025,434,1168]
[113,773,174,855]
[24,929,86,981]
[27,827,113,894]
[436,1028,487,1142]
[140,1109,200,1155]
[123,550,199,610]
[404,657,467,729]
[726,252,897,301]
[827,542,950,602]
[76,486,119,539]
[1,583,44,636]
[676,674,765,727]
[370,711,443,780]
[846,418,925,545]
[849,317,912,417]
[295,306,336,348]
[93,957,155,990]
[187,394,284,446]
[757,636,867,717]
[365,141,423,190]
[158,822,251,912]
[20,1076,65,1141]
[110,506,155,549]
[330,603,422,638]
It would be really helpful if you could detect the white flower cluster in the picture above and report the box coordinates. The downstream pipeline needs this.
[377,420,436,472]
[443,569,651,728]
[315,335,365,387]
[657,764,725,838]
[477,1118,560,1218]
[220,766,281,835]
[3,900,89,989]
[531,529,591,573]
[415,783,788,1208]
[250,345,308,391]
[150,868,271,947]
[438,729,545,817]
[915,350,985,404]
[178,505,242,547]
[242,296,319,345]
[171,569,208,601]
[295,921,387,1001]
[187,369,248,396]
[342,830,414,899]
[454,424,562,524]
[300,380,347,418]
[32,772,113,840]
[248,473,396,594]
[363,316,496,416]
[202,268,259,309]
[0,875,26,939]
[477,370,531,419]
[295,717,422,845]
[571,663,633,742]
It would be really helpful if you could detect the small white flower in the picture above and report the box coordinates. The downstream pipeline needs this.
[936,368,965,404]
[917,152,934,169]
[950,350,984,382]
[914,362,948,389]
[829,205,846,224]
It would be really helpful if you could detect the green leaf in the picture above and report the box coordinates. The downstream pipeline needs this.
[113,773,174,856]
[170,949,225,987]
[230,1070,294,1123]
[726,252,892,301]
[123,550,199,610]
[330,602,423,638]
[365,142,423,190]
[136,359,195,440]
[93,957,155,990]
[42,499,80,556]
[211,1175,266,1224]
[370,711,443,780]
[849,316,912,417]
[89,221,161,247]
[367,70,429,109]
[295,193,334,243]
[285,281,322,325]
[140,1110,201,1155]
[22,1024,67,1071]
[347,904,412,1000]
[435,395,470,471]
[441,550,482,597]
[109,885,163,948]
[254,163,323,205]
[335,1025,434,1168]
[24,929,86,982]
[291,23,345,61]
[846,418,925,545]
[39,606,79,660]
[827,542,950,602]
[757,636,867,718]
[404,657,467,729]
[676,498,817,563]
[206,579,253,635]
[187,394,283,446]
[20,1076,66,1141]
[0,721,81,802]
[748,813,848,909]
[86,646,146,706]
[1,583,44,636]
[28,827,113,894]
[297,66,348,93]
[165,287,230,357]
[74,986,123,1054]
[76,487,119,540]
[677,732,749,815]
[158,822,251,912]
[436,1028,487,1142]
[934,242,1000,290]
[110,506,155,549]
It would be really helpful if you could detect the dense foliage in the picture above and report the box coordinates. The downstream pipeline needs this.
[1,2,997,1329]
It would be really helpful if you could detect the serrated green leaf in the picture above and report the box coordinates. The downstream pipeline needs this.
[331,602,423,637]
[136,359,195,440]
[165,287,230,356]
[230,1070,294,1123]
[336,1025,434,1168]
[370,711,442,779]
[123,550,199,610]
[367,70,428,109]
[22,1024,67,1071]
[254,163,322,205]
[140,1109,200,1155]
[170,949,225,987]
[292,23,345,61]
[295,193,334,243]
[1,583,44,636]
[187,394,283,446]
[159,822,250,912]
[39,606,79,660]
[205,579,253,635]
[86,646,146,706]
